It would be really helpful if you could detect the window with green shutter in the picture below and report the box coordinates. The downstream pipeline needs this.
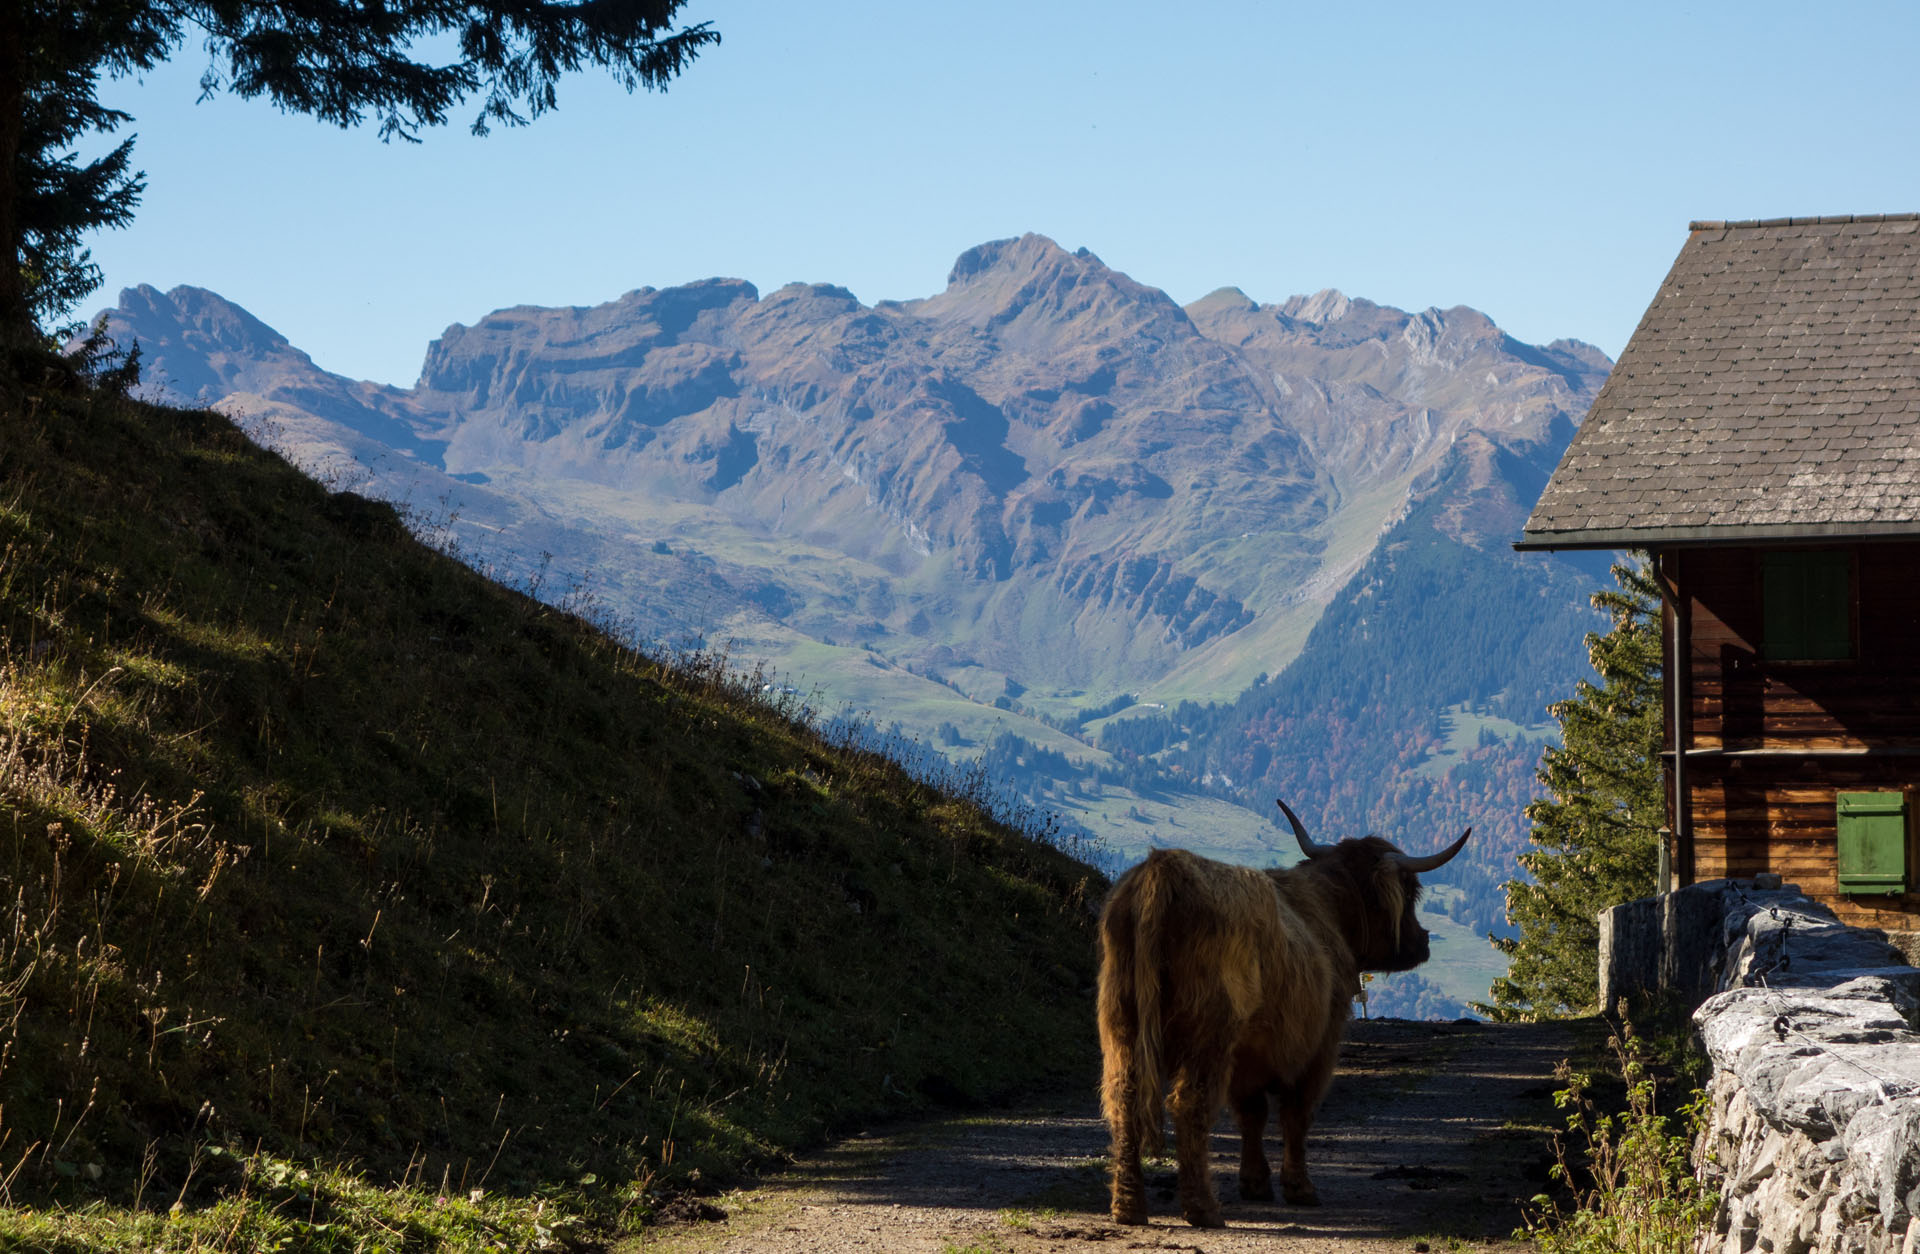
[1837,791,1908,894]
[1762,550,1853,661]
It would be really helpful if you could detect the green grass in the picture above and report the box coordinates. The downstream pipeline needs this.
[1410,700,1558,780]
[1052,789,1297,868]
[718,621,1108,770]
[0,379,1105,1250]
[1418,898,1509,1009]
[1151,474,1422,704]
[1519,1028,1717,1254]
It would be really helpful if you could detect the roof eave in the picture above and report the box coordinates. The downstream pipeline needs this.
[1515,520,1920,552]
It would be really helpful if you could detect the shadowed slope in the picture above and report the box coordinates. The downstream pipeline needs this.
[0,380,1103,1242]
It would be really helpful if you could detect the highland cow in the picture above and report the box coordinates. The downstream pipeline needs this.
[1097,799,1470,1227]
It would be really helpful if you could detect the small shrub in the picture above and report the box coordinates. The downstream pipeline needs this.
[1521,1027,1717,1254]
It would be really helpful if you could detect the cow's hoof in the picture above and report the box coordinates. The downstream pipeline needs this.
[1182,1208,1226,1229]
[1111,1202,1149,1226]
[1282,1180,1322,1207]
[1239,1177,1275,1201]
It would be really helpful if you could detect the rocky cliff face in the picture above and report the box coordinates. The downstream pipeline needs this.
[407,236,1329,631]
[105,234,1606,698]
[1185,284,1607,498]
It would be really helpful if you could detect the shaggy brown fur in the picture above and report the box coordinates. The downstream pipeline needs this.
[1097,831,1461,1228]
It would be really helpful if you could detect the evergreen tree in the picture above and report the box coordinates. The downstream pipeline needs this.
[1,0,718,356]
[1477,556,1663,1020]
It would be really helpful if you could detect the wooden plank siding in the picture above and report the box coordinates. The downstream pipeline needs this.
[1664,543,1920,928]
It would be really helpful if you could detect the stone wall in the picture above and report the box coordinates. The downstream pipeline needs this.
[1601,879,1920,1254]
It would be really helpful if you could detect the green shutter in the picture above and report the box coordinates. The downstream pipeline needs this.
[1804,554,1852,658]
[1837,791,1907,894]
[1761,553,1801,656]
[1762,550,1852,660]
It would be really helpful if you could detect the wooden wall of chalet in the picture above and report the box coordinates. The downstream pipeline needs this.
[1672,542,1920,929]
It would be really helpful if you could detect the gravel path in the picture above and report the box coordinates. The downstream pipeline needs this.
[626,1019,1586,1254]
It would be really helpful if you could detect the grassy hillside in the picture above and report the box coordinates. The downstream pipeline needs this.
[0,376,1103,1250]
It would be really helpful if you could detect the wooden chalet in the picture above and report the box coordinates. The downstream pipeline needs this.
[1518,214,1920,929]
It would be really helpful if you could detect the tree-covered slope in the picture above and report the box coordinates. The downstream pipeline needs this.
[0,377,1101,1248]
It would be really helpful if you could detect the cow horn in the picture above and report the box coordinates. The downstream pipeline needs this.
[1275,798,1333,859]
[1396,828,1473,874]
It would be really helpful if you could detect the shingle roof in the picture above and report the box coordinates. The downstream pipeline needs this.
[1518,214,1920,549]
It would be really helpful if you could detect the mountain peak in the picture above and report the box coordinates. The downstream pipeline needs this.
[764,281,862,311]
[917,234,1185,348]
[944,233,1082,287]
[1185,287,1260,318]
[1282,288,1352,325]
[102,284,313,406]
[119,284,297,358]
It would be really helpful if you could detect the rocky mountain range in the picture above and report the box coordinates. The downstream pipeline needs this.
[98,236,1613,1014]
[108,235,1605,694]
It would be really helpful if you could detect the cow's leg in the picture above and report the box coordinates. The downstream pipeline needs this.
[1106,1083,1149,1225]
[1274,1087,1319,1206]
[1232,1086,1273,1201]
[1275,1050,1338,1206]
[1102,1031,1149,1224]
[1168,1063,1228,1228]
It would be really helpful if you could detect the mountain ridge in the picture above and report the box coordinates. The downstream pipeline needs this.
[102,236,1608,697]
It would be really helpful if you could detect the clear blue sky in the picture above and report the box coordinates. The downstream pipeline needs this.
[84,0,1920,387]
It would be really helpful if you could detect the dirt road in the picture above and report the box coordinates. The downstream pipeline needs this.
[627,1019,1587,1254]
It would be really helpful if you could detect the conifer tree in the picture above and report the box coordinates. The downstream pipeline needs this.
[1,0,719,358]
[1477,556,1663,1020]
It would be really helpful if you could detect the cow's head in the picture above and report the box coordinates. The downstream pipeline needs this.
[1275,798,1470,973]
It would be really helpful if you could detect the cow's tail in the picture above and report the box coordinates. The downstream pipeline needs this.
[1098,857,1170,1155]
